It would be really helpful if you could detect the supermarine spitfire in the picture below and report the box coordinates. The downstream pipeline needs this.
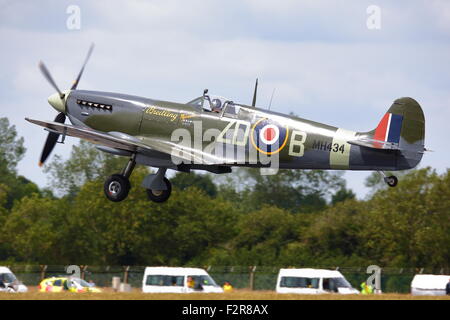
[27,45,426,203]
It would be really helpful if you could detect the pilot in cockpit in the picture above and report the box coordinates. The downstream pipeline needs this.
[187,89,228,114]
[202,89,224,113]
[211,98,222,113]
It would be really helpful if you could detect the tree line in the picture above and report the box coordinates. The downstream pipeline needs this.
[0,117,448,268]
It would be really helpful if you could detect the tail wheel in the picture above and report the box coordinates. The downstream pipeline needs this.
[384,175,398,187]
[146,177,172,203]
[104,174,131,202]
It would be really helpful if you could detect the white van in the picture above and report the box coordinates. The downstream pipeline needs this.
[411,274,450,296]
[276,268,359,294]
[142,267,224,293]
[0,266,28,293]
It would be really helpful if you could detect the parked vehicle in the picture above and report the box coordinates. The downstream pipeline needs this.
[142,267,223,293]
[0,266,28,293]
[276,268,359,294]
[39,276,102,293]
[411,274,450,296]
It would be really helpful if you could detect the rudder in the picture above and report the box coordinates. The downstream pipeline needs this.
[373,97,425,169]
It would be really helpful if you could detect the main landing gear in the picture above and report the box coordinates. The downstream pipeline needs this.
[104,154,136,202]
[104,174,131,202]
[379,171,398,188]
[142,168,172,203]
[103,154,172,203]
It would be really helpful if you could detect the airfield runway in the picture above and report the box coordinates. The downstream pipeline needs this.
[1,289,449,300]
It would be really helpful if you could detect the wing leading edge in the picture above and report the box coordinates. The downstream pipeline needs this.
[25,118,235,166]
[25,118,150,152]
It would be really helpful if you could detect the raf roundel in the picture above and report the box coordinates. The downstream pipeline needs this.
[259,124,280,145]
[251,118,289,155]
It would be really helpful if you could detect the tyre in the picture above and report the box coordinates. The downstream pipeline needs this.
[146,177,172,203]
[104,174,131,202]
[384,175,398,187]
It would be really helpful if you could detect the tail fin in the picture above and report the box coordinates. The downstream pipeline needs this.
[373,97,425,168]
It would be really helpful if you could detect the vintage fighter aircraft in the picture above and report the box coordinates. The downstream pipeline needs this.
[26,45,426,203]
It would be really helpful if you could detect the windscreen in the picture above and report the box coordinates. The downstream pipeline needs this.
[186,97,204,111]
[332,277,352,288]
[0,273,17,284]
[322,277,352,292]
[77,278,94,288]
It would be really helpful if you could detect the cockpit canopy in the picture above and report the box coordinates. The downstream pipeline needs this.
[187,90,243,118]
[187,89,239,109]
[187,94,231,112]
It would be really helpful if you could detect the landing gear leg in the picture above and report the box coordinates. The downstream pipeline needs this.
[379,171,398,188]
[142,168,172,203]
[104,154,136,202]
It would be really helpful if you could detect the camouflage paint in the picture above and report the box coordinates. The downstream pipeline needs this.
[62,90,425,172]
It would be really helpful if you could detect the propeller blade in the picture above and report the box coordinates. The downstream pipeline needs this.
[252,78,258,107]
[38,113,66,167]
[71,43,95,90]
[39,61,63,98]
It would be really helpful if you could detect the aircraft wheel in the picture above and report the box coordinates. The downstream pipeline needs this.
[146,177,172,203]
[384,175,398,187]
[104,174,131,202]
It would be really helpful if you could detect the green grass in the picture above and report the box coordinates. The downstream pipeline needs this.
[1,289,449,300]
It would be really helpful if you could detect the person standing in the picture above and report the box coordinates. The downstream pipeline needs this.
[446,278,450,295]
[360,281,373,294]
[223,281,233,292]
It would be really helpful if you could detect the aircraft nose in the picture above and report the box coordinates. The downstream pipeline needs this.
[47,92,66,113]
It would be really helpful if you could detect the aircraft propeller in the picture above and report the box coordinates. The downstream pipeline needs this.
[37,43,94,167]
[38,61,64,99]
[39,112,66,167]
[71,43,94,90]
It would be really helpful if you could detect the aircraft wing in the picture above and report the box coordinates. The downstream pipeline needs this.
[139,137,238,165]
[26,118,235,165]
[347,138,401,150]
[26,118,153,153]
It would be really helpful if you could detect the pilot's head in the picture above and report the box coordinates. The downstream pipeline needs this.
[211,98,222,111]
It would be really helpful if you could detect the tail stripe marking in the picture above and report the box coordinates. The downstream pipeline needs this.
[374,113,403,143]
[385,113,392,141]
[374,113,390,142]
[387,114,403,143]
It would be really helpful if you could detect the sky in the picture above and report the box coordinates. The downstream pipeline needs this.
[0,0,449,198]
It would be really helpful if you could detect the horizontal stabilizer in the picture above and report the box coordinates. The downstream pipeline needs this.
[348,138,401,150]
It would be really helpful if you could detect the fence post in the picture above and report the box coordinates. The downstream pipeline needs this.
[40,265,47,281]
[81,265,88,280]
[124,266,130,284]
[249,266,256,290]
[112,277,121,292]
